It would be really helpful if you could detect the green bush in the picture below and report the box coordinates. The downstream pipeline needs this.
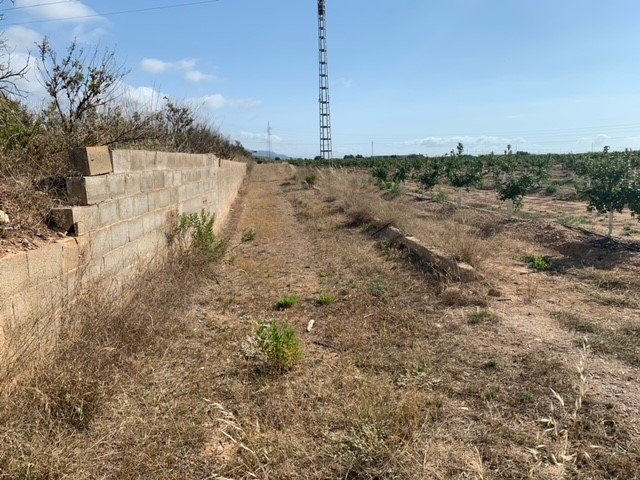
[256,321,302,371]
[177,209,228,259]
[276,295,299,310]
[525,255,554,272]
[431,189,450,203]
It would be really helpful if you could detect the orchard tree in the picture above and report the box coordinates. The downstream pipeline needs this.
[491,149,552,218]
[582,151,635,236]
[444,143,484,206]
[416,157,442,196]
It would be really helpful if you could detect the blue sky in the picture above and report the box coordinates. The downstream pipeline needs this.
[3,0,640,157]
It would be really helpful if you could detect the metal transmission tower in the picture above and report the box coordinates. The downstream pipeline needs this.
[317,0,332,161]
[267,122,272,160]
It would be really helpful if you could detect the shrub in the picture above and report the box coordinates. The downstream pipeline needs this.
[484,358,500,369]
[241,227,257,242]
[276,295,299,310]
[177,209,228,259]
[387,182,404,198]
[316,294,336,305]
[431,189,450,203]
[525,255,554,272]
[303,174,317,187]
[256,321,302,371]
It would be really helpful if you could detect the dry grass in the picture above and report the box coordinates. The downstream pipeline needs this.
[0,248,215,477]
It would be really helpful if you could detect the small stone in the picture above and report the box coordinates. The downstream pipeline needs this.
[0,210,9,225]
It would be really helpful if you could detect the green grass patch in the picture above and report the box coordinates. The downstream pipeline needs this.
[316,294,336,305]
[276,295,299,310]
[467,309,498,325]
[557,215,589,227]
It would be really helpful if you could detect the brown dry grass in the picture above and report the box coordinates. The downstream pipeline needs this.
[0,247,216,477]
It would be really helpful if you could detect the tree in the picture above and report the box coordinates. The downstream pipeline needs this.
[37,38,127,140]
[0,1,28,98]
[162,97,195,150]
[416,157,441,195]
[582,152,635,236]
[491,150,552,218]
[444,143,484,206]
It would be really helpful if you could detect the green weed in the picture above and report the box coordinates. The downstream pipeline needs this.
[525,255,554,272]
[431,189,450,203]
[316,294,336,305]
[177,209,228,259]
[256,321,302,371]
[484,358,500,369]
[467,309,498,325]
[276,295,299,310]
[241,227,257,242]
[370,281,389,297]
[557,215,589,227]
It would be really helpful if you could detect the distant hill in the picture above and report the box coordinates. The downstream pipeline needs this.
[250,150,291,160]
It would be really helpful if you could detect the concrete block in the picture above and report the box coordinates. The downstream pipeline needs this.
[98,201,119,226]
[155,152,169,169]
[111,150,131,173]
[107,174,126,197]
[148,189,171,211]
[131,150,156,170]
[66,176,109,205]
[124,172,141,195]
[69,146,113,176]
[128,216,145,242]
[0,251,29,299]
[153,170,165,189]
[132,194,149,217]
[103,241,139,275]
[110,221,129,249]
[27,242,64,281]
[140,171,155,192]
[89,227,113,259]
[61,238,80,272]
[117,196,135,220]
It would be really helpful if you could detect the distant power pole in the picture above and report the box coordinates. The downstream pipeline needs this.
[267,122,272,160]
[371,141,374,159]
[317,0,332,162]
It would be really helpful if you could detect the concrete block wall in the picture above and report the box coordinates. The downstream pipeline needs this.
[0,148,247,343]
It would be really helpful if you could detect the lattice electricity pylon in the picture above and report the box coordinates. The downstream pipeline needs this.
[318,0,332,161]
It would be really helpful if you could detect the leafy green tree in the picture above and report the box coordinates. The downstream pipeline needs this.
[416,158,441,195]
[371,163,390,183]
[391,160,412,183]
[444,143,484,206]
[582,152,634,236]
[491,150,552,217]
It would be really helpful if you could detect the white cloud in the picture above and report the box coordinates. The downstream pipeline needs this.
[121,85,167,112]
[184,70,214,83]
[140,57,204,81]
[406,135,525,150]
[239,131,281,143]
[140,58,172,74]
[3,26,42,53]
[13,0,104,23]
[194,94,261,111]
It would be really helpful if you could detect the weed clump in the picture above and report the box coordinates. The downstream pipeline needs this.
[276,295,299,310]
[525,255,554,272]
[256,321,302,371]
[177,209,228,259]
[370,281,389,297]
[241,227,257,242]
[467,309,498,325]
[316,294,336,305]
